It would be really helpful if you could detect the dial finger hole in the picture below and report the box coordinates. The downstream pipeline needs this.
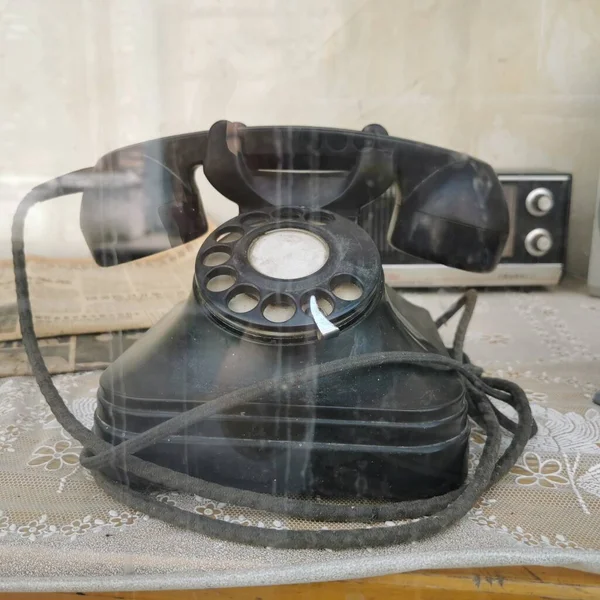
[227,285,260,313]
[240,212,270,227]
[206,267,237,292]
[300,290,335,316]
[215,226,244,243]
[262,294,297,323]
[272,207,303,220]
[202,246,232,267]
[330,274,363,301]
[304,210,335,225]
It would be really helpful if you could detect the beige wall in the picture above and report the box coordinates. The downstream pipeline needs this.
[1,0,599,277]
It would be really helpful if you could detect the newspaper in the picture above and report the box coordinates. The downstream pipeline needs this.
[0,329,146,377]
[0,232,212,344]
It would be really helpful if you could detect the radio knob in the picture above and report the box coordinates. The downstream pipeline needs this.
[526,188,554,216]
[525,228,553,257]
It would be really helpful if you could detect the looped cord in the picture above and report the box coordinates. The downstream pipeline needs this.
[10,173,536,550]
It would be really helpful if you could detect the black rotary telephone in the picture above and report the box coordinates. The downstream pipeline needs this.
[12,121,534,549]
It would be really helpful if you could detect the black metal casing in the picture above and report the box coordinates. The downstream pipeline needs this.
[95,223,471,499]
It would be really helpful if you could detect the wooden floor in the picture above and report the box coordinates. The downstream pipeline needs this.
[7,566,600,600]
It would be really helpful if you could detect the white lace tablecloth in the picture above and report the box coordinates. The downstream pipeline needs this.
[1,285,600,593]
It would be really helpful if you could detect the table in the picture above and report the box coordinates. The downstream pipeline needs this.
[3,285,600,592]
[8,567,600,600]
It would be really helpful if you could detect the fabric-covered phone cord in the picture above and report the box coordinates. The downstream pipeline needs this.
[11,173,536,550]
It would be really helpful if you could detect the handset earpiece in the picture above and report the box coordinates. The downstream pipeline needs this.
[80,133,210,266]
[388,158,509,273]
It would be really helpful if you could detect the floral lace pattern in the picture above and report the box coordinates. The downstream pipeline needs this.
[28,440,80,471]
[61,516,96,539]
[511,453,569,488]
[0,287,600,578]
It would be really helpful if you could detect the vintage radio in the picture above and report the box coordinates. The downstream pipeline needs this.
[360,172,571,287]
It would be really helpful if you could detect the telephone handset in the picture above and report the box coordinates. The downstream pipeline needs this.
[80,120,509,272]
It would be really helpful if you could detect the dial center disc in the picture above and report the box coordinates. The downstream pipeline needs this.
[248,228,329,280]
